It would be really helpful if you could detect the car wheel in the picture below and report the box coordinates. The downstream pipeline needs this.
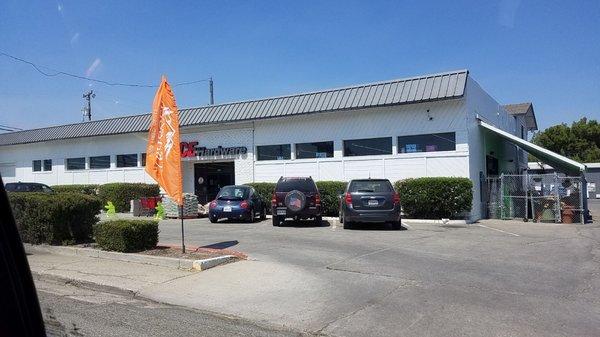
[314,215,322,226]
[209,215,218,223]
[260,207,267,220]
[272,215,281,226]
[391,221,402,230]
[247,208,255,223]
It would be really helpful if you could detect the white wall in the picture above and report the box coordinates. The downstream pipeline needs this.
[465,77,524,220]
[252,100,469,183]
[0,133,154,185]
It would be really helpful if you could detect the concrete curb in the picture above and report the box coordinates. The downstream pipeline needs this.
[32,271,138,297]
[192,255,236,270]
[402,219,472,227]
[24,244,235,271]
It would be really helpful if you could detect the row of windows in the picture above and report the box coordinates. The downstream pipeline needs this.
[256,141,335,161]
[32,133,456,169]
[256,133,456,161]
[66,154,146,170]
[32,159,52,172]
[34,154,147,171]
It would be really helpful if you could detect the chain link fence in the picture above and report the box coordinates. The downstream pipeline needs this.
[486,173,586,223]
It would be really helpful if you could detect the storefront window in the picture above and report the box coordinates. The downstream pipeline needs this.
[43,159,52,171]
[257,144,291,161]
[295,141,334,159]
[32,160,41,172]
[66,157,86,170]
[398,132,455,153]
[90,156,111,169]
[116,154,138,167]
[343,137,392,157]
[141,153,147,166]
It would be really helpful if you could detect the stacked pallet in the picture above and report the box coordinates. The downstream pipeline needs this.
[163,193,199,218]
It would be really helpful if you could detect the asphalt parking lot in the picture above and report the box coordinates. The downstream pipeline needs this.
[155,214,600,337]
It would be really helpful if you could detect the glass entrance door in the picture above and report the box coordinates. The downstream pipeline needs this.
[194,162,235,204]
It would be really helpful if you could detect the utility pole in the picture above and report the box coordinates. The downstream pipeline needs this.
[82,90,95,121]
[209,77,214,105]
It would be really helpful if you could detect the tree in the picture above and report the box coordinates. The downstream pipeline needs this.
[531,118,600,162]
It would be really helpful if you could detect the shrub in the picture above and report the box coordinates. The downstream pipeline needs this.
[315,181,347,216]
[9,192,102,245]
[244,182,276,212]
[97,183,160,213]
[94,219,159,253]
[394,177,473,219]
[52,184,99,195]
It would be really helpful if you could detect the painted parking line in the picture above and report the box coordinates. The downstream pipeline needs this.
[476,224,520,237]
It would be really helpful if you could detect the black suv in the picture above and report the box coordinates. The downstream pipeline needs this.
[271,177,322,226]
[5,182,54,193]
[339,179,401,229]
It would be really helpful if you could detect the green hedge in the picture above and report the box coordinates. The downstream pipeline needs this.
[94,219,159,253]
[97,183,160,213]
[244,182,276,213]
[315,181,347,216]
[52,184,99,195]
[245,181,347,216]
[394,177,473,219]
[9,192,102,245]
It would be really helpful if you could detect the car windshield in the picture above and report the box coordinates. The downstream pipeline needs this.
[349,180,393,193]
[216,186,248,200]
[275,179,316,192]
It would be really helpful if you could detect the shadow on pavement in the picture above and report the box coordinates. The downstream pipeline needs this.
[281,219,331,228]
[344,222,407,231]
[201,240,239,249]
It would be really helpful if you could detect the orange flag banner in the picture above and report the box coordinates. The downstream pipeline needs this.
[145,76,183,205]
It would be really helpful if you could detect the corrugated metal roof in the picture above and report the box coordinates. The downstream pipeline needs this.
[0,69,468,146]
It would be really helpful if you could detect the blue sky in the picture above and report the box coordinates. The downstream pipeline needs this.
[0,0,598,131]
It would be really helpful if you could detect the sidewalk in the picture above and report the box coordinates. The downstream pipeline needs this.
[28,249,196,295]
[27,247,390,336]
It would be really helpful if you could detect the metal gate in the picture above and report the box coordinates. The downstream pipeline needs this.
[486,173,585,223]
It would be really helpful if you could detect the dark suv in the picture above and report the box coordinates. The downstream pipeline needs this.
[5,182,54,193]
[271,177,322,226]
[339,179,401,229]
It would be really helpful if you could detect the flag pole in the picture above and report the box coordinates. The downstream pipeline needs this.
[180,203,185,253]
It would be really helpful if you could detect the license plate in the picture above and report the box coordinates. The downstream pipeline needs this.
[223,206,232,212]
[368,200,379,206]
[277,209,286,215]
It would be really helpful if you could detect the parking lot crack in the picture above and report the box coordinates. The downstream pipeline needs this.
[312,282,407,336]
[324,247,393,269]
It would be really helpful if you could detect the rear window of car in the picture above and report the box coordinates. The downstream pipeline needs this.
[276,178,317,192]
[5,183,19,192]
[217,186,249,199]
[348,180,393,193]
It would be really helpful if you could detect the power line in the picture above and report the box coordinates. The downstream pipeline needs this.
[0,51,211,88]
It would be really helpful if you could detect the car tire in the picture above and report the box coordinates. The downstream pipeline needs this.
[272,215,282,226]
[260,207,267,220]
[343,221,353,229]
[209,215,218,223]
[314,215,322,226]
[247,209,255,223]
[391,221,402,230]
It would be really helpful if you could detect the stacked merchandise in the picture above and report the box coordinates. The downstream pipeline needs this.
[163,193,199,218]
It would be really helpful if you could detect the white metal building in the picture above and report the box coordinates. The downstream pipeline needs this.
[3,69,581,221]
